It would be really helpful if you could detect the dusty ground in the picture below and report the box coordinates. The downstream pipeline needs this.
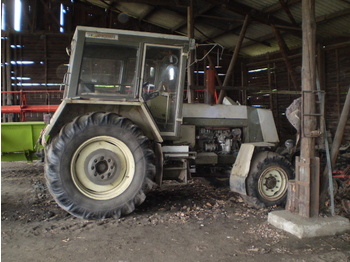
[1,161,350,262]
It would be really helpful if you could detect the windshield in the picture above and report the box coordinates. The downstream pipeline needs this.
[77,43,138,98]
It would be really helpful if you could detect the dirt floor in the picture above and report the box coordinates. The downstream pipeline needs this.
[1,161,350,262]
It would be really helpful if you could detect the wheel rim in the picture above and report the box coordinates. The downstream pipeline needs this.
[71,136,135,200]
[258,166,288,201]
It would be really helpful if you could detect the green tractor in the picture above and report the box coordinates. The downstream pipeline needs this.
[42,26,294,219]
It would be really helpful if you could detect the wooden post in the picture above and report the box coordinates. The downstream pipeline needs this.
[218,14,250,104]
[187,0,195,103]
[297,0,319,217]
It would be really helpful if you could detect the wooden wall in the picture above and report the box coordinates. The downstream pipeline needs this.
[323,44,350,145]
[244,43,350,145]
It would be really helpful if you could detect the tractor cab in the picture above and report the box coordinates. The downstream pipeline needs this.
[63,26,194,137]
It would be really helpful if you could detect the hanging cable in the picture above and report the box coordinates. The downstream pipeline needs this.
[187,43,224,68]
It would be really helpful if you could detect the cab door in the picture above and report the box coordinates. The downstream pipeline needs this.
[140,44,186,138]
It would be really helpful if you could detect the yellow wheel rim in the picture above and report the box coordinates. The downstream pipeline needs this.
[71,136,135,200]
[258,166,288,202]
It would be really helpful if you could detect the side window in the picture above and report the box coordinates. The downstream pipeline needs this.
[142,45,181,133]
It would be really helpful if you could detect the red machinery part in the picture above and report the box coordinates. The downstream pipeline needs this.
[1,90,62,121]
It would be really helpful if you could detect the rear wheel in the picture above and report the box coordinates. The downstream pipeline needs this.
[246,152,294,208]
[45,112,155,219]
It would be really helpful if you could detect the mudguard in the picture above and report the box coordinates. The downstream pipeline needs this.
[230,142,276,195]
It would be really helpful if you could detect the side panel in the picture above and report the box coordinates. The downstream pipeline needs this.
[257,109,279,143]
[183,103,248,119]
[1,122,46,161]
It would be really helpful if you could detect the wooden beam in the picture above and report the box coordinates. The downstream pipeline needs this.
[39,0,61,30]
[194,25,214,42]
[207,23,272,48]
[139,6,157,21]
[205,0,301,36]
[197,15,244,22]
[247,53,302,67]
[218,14,250,104]
[172,5,215,32]
[316,8,350,24]
[271,24,299,90]
[107,0,190,6]
[262,0,301,13]
[279,0,298,26]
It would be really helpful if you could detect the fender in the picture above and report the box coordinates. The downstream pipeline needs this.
[230,142,276,195]
[42,99,163,146]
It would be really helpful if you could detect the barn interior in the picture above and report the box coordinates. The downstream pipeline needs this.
[1,0,350,254]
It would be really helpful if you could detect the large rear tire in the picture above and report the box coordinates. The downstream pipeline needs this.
[246,151,294,208]
[45,112,155,219]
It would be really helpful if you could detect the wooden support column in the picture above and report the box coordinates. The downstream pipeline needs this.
[218,14,250,104]
[296,0,319,218]
[187,0,195,103]
[271,24,299,90]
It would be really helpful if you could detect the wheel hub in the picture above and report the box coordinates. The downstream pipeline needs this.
[71,136,135,201]
[85,149,121,185]
[264,175,278,190]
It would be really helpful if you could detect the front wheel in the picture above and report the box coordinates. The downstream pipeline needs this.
[45,112,155,219]
[246,151,294,208]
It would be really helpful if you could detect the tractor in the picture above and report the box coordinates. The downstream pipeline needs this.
[41,26,294,219]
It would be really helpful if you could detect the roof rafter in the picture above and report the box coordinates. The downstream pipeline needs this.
[103,0,190,6]
[204,0,302,36]
[262,0,301,14]
[316,8,350,23]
